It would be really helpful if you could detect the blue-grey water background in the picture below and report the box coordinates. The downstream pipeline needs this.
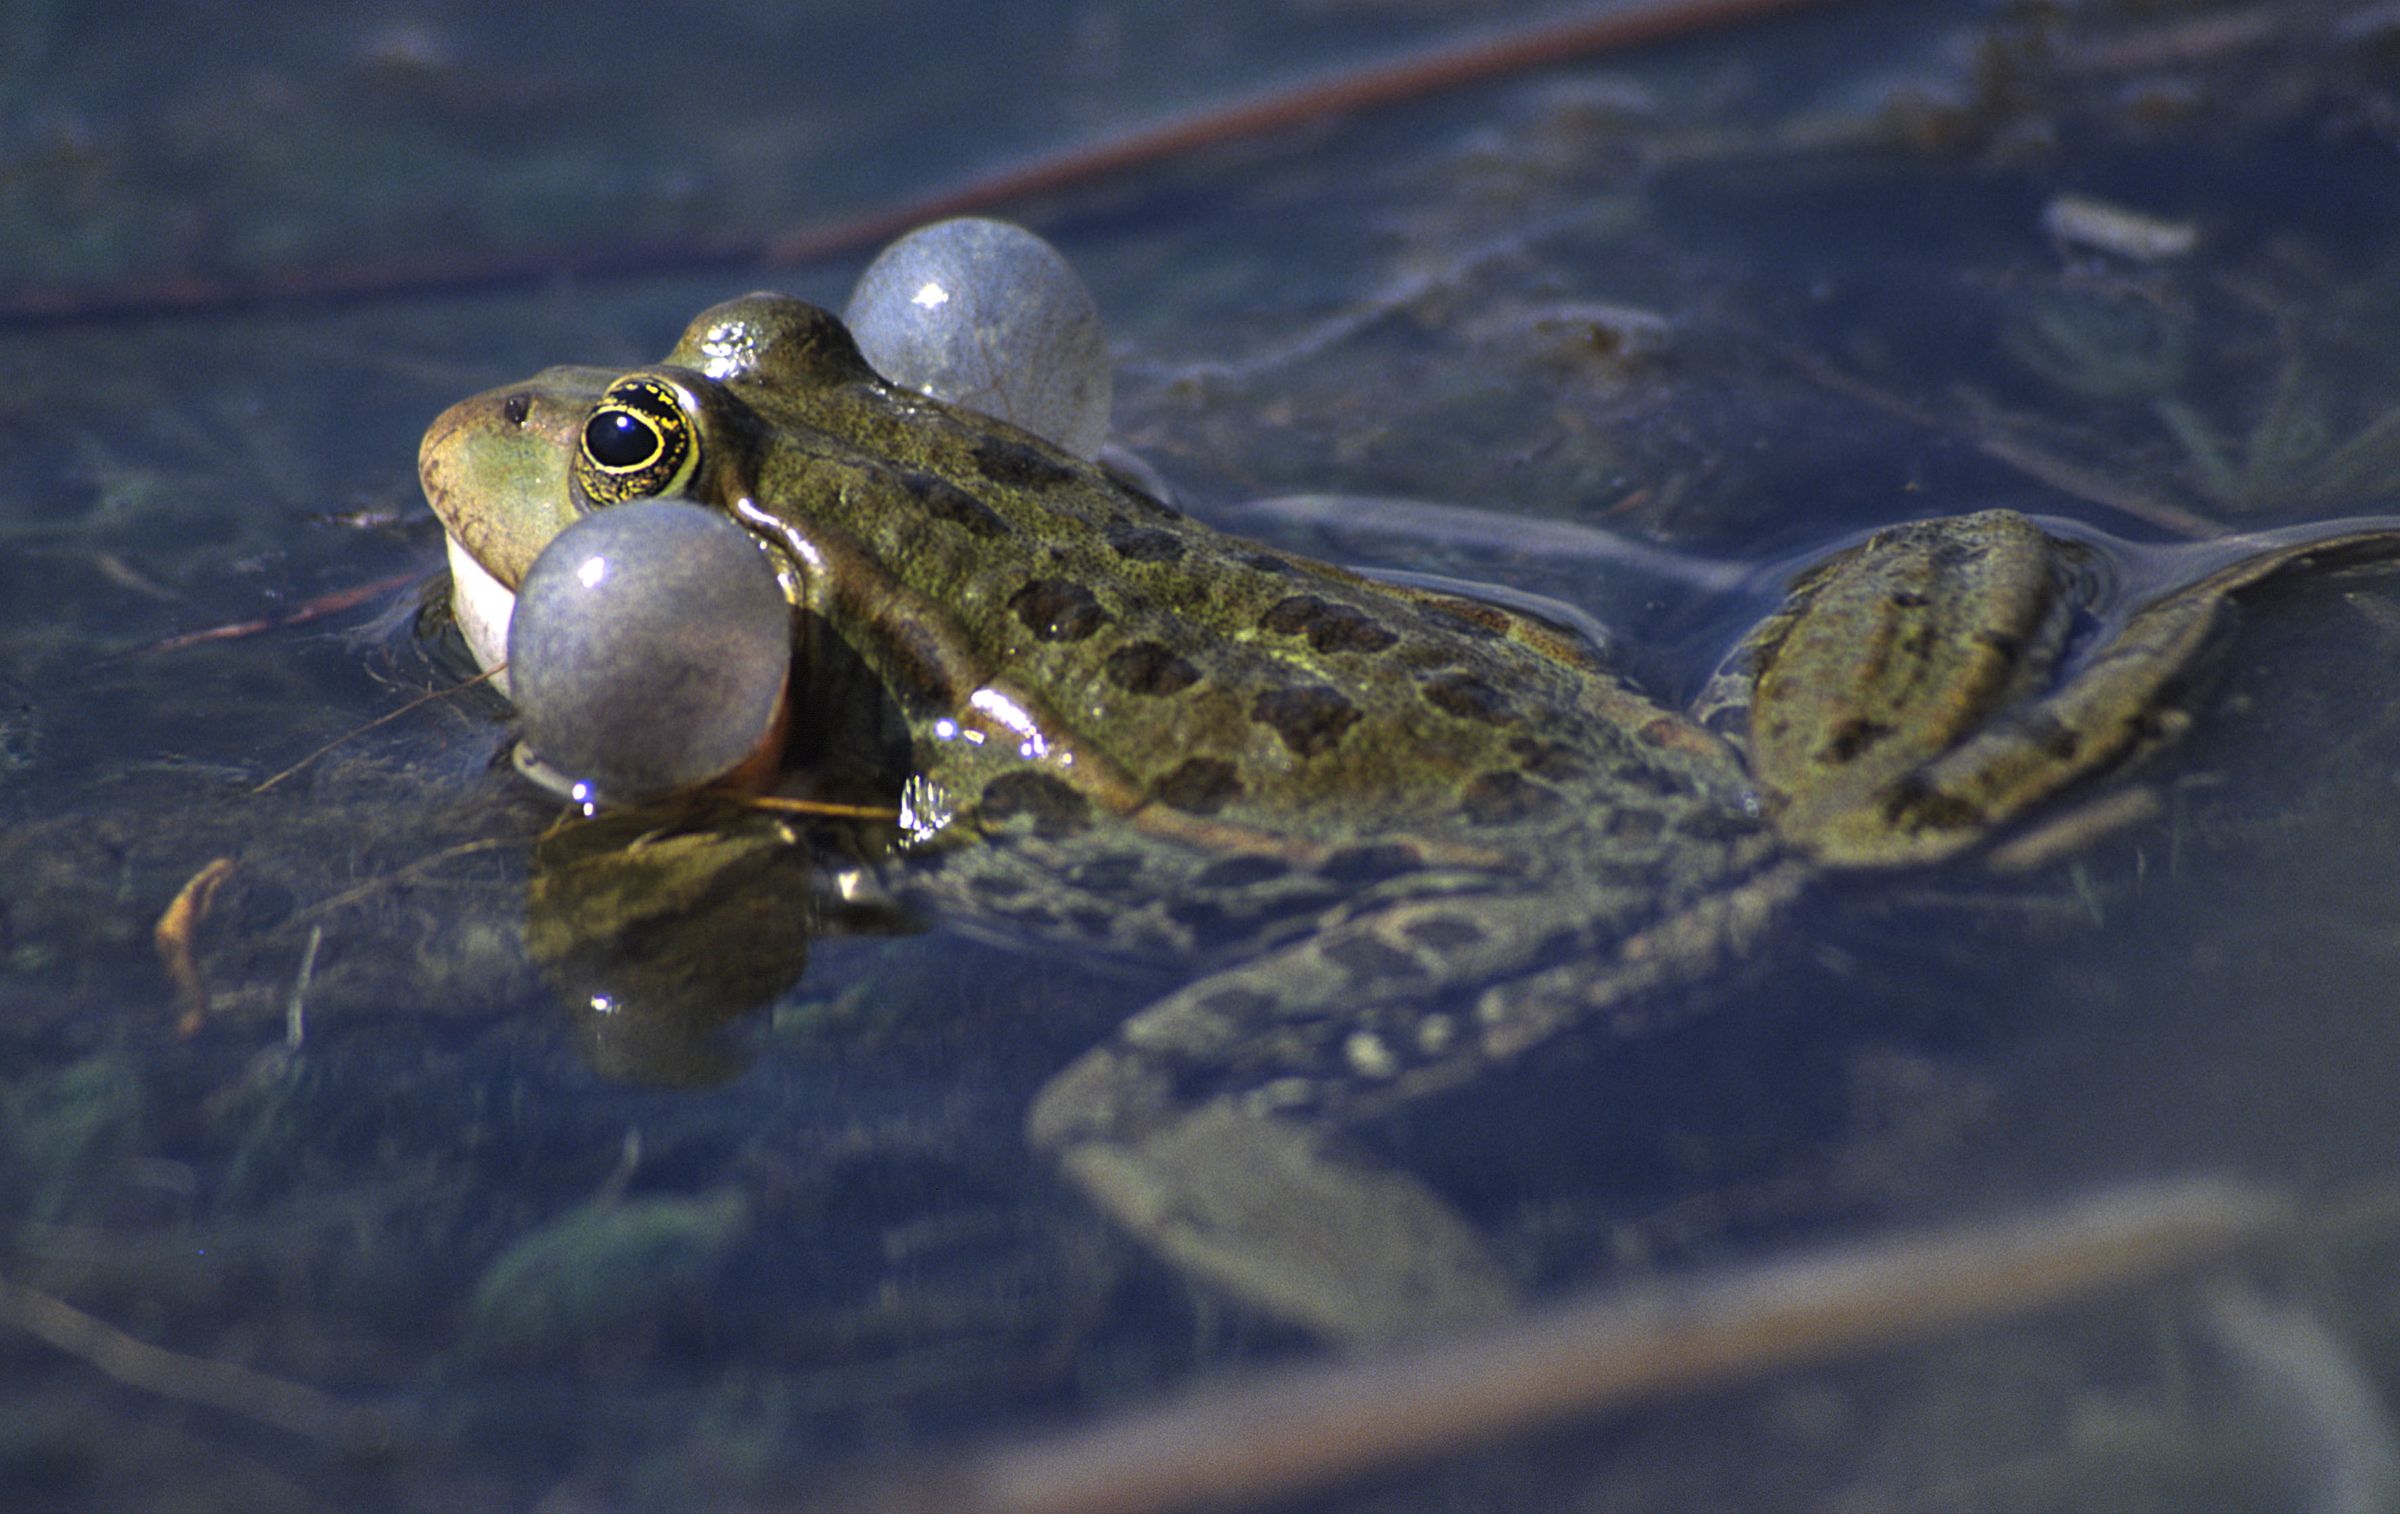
[10,1,2400,1509]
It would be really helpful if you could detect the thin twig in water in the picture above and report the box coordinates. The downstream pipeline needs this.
[286,838,516,927]
[0,1268,390,1450]
[1984,786,2164,874]
[284,924,323,1049]
[134,571,424,655]
[809,1179,2282,1514]
[252,665,503,795]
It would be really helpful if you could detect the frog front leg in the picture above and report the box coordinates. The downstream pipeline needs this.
[1028,895,1522,1341]
[1710,509,2400,867]
[1025,870,1797,1341]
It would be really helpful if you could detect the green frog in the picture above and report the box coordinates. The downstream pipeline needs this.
[420,291,2400,1340]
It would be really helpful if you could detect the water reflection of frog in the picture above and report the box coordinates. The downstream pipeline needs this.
[420,291,2400,1340]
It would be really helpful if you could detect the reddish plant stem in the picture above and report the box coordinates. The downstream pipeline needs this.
[4,0,1868,328]
[134,570,423,654]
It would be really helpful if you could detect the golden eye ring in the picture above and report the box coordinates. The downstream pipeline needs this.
[575,377,699,504]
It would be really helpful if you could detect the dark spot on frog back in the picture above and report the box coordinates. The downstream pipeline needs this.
[1009,578,1107,641]
[973,437,1081,489]
[1259,595,1398,655]
[1509,735,1593,781]
[977,770,1092,839]
[1154,757,1244,815]
[1104,522,1185,564]
[1818,717,1894,765]
[1252,684,1362,757]
[1105,641,1201,696]
[898,469,1010,538]
[1420,671,1516,726]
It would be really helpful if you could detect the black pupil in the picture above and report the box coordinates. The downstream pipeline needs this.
[586,409,658,469]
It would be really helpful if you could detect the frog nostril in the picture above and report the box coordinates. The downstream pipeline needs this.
[502,392,532,426]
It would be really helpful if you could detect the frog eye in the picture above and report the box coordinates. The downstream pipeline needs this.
[576,376,701,504]
[844,217,1112,460]
[507,499,792,803]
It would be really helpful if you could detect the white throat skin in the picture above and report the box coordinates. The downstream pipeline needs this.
[446,532,517,696]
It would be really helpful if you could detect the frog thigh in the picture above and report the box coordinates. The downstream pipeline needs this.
[1727,513,2400,868]
[1838,521,2400,866]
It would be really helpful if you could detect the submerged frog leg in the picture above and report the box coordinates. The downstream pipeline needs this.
[1726,511,2400,867]
[1046,1097,1516,1343]
[1026,864,1799,1341]
[1028,898,1531,1341]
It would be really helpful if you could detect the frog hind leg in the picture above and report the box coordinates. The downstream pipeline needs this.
[1716,510,2400,868]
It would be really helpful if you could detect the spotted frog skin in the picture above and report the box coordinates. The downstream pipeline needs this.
[420,293,2400,1339]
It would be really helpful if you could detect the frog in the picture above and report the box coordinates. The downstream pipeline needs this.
[419,290,2400,1341]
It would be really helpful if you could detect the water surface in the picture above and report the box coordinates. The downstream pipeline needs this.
[9,3,2400,1510]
